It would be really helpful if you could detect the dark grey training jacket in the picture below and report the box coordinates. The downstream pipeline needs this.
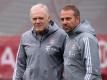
[13,22,67,80]
[63,20,102,80]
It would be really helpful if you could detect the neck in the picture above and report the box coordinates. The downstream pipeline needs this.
[36,27,49,36]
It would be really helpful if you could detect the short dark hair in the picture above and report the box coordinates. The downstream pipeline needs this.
[62,5,80,16]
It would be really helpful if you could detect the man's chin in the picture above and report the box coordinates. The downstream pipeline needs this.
[64,29,70,33]
[36,29,44,33]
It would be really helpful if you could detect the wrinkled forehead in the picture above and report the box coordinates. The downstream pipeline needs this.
[60,10,75,15]
[30,5,49,16]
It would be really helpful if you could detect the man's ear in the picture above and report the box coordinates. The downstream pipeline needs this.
[76,16,80,24]
[48,16,52,21]
[48,16,54,25]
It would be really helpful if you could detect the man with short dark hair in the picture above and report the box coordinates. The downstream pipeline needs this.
[60,5,102,80]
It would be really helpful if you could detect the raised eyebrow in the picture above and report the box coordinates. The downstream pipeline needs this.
[60,17,64,20]
[38,17,44,19]
[65,17,72,19]
[60,17,72,20]
[32,17,37,20]
[32,17,44,20]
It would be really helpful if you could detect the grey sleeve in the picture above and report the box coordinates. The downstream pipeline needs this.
[82,37,101,80]
[13,43,27,80]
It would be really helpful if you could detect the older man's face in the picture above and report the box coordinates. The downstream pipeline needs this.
[30,8,50,33]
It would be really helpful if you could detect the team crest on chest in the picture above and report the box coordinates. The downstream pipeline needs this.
[66,40,79,57]
[45,38,56,51]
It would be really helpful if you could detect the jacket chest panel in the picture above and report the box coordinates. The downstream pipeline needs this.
[24,38,61,58]
[64,39,81,65]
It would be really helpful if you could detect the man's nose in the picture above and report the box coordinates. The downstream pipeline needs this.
[36,19,40,23]
[62,19,67,24]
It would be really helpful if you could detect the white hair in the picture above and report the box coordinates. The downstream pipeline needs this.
[30,3,49,16]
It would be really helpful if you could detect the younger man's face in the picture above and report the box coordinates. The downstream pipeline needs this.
[60,9,79,32]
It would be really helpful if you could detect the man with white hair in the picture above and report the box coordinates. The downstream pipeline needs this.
[13,3,67,80]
